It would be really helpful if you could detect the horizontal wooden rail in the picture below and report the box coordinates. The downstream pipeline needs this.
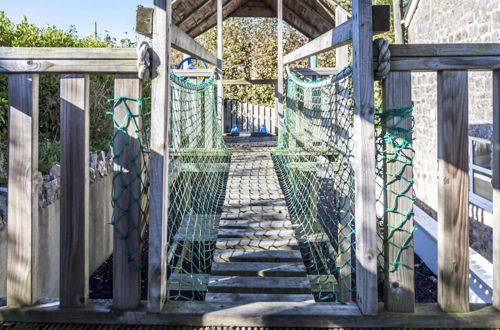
[290,68,339,76]
[283,5,390,65]
[0,48,137,73]
[223,79,277,85]
[173,69,214,77]
[136,6,217,65]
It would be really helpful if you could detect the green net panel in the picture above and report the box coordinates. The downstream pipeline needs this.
[272,67,355,302]
[108,97,150,270]
[166,73,231,301]
[376,104,415,275]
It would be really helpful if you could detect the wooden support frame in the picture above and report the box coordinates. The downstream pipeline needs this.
[112,75,143,310]
[283,5,390,65]
[437,71,469,313]
[217,0,224,130]
[6,74,39,307]
[492,70,500,311]
[335,6,349,69]
[276,0,284,136]
[352,0,378,316]
[494,70,500,311]
[382,72,415,312]
[148,0,171,312]
[136,6,217,66]
[59,74,90,308]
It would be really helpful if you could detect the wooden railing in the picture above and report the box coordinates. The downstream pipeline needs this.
[223,99,275,134]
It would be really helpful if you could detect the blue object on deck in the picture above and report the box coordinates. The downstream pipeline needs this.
[231,125,239,134]
[260,124,268,134]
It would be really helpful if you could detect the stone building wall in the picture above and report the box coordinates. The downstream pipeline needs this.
[408,0,500,260]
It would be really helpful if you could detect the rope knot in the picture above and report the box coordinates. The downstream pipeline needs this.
[137,41,151,80]
[374,38,391,80]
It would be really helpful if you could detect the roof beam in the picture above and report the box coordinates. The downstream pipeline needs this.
[261,0,321,39]
[286,0,334,33]
[188,0,248,37]
[284,5,390,64]
[136,6,217,65]
[231,0,275,18]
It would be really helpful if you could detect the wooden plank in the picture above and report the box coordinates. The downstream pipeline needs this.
[389,56,500,72]
[6,74,39,307]
[210,262,307,277]
[0,47,137,59]
[0,60,137,74]
[219,219,293,229]
[112,75,142,310]
[277,0,284,135]
[382,71,414,312]
[217,229,295,239]
[224,99,231,133]
[437,70,469,313]
[148,0,171,312]
[205,293,314,303]
[5,301,500,328]
[222,79,277,85]
[173,69,214,77]
[291,68,339,76]
[217,0,224,130]
[231,1,275,17]
[59,74,90,308]
[335,6,349,69]
[208,276,311,294]
[216,238,298,250]
[352,0,378,316]
[136,6,154,38]
[493,70,500,311]
[213,249,303,263]
[387,44,500,58]
[283,6,390,65]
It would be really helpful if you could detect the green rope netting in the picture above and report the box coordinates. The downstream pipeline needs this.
[108,97,150,269]
[272,66,355,302]
[376,104,416,274]
[166,72,230,301]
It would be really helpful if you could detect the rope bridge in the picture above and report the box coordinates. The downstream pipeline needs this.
[107,66,414,304]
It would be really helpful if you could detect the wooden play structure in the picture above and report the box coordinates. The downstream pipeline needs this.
[1,0,500,328]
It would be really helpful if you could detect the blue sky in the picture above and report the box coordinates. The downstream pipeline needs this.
[2,0,151,41]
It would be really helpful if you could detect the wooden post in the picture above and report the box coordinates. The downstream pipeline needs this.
[382,71,415,312]
[6,74,39,307]
[335,6,349,69]
[352,0,378,316]
[392,0,404,44]
[60,74,90,308]
[437,70,469,313]
[217,0,224,131]
[148,0,172,312]
[112,75,143,310]
[277,0,284,136]
[494,70,500,311]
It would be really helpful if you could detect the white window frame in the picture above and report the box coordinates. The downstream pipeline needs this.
[469,136,493,212]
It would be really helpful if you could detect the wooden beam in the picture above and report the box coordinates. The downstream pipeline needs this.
[222,78,277,85]
[290,68,338,76]
[112,75,143,310]
[231,0,275,17]
[6,74,39,307]
[59,74,90,308]
[285,0,334,33]
[3,302,500,328]
[148,0,171,312]
[136,6,217,66]
[217,0,224,131]
[335,6,350,69]
[382,72,415,312]
[437,70,469,313]
[494,70,500,311]
[284,5,390,65]
[277,0,284,136]
[261,0,321,39]
[187,0,247,38]
[387,44,500,57]
[352,0,378,316]
[389,56,500,72]
[173,69,214,77]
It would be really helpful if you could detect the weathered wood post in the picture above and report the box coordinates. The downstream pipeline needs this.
[277,0,284,136]
[6,74,39,307]
[437,71,469,312]
[493,70,500,311]
[217,0,224,131]
[382,71,415,312]
[59,74,90,308]
[352,0,378,315]
[148,0,172,312]
[112,75,143,310]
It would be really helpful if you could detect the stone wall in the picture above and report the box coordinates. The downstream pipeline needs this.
[408,0,500,260]
[0,148,114,299]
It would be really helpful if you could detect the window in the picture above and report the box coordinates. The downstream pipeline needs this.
[469,137,493,211]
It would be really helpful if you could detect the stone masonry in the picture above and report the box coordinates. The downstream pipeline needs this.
[408,0,500,260]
